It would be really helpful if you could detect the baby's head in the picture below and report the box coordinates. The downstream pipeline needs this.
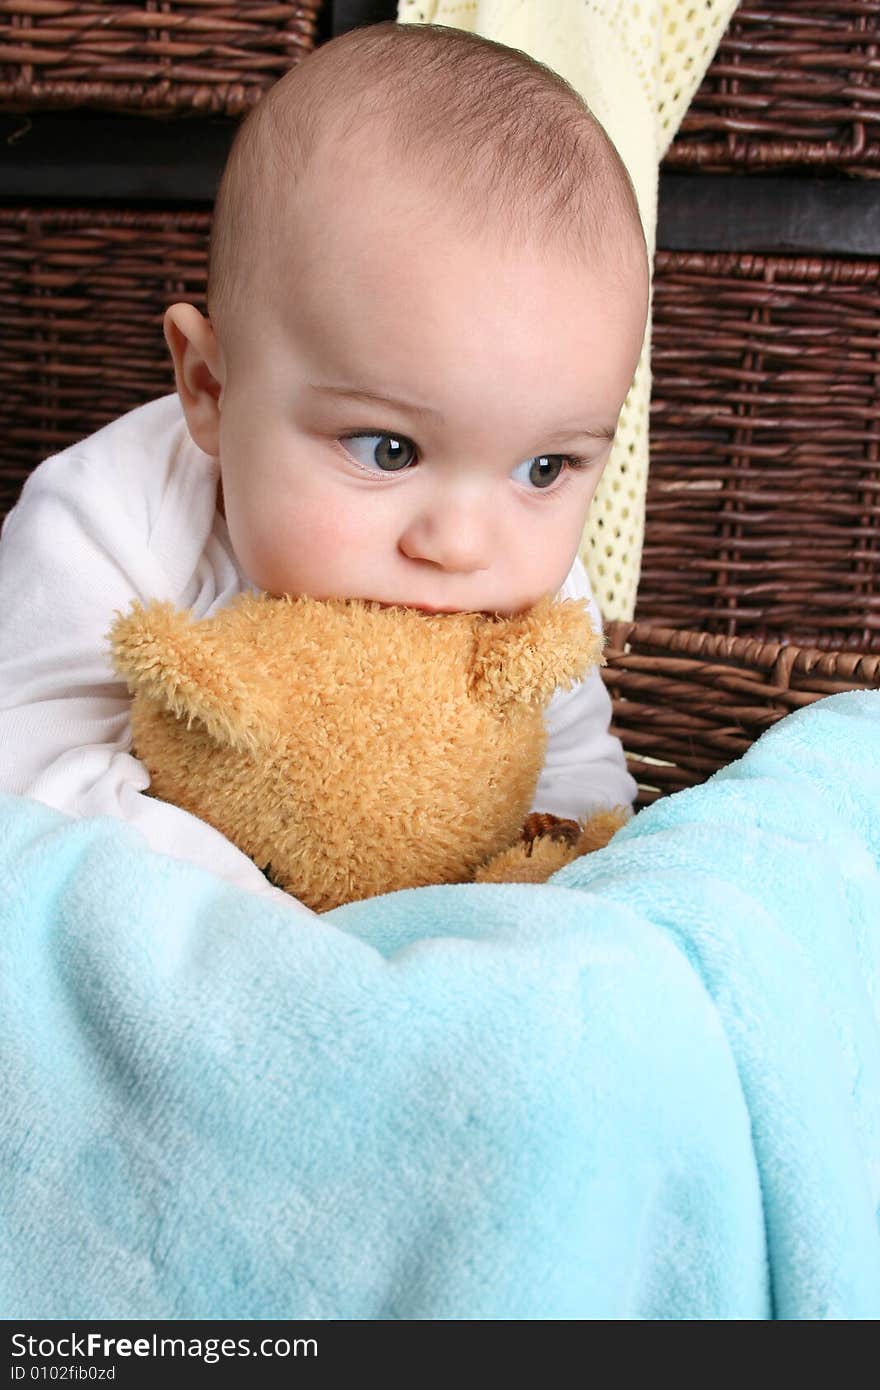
[165,21,649,617]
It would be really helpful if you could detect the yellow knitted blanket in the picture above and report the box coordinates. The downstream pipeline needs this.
[398,0,739,620]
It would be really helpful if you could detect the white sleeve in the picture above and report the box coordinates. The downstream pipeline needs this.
[527,555,638,821]
[0,447,303,911]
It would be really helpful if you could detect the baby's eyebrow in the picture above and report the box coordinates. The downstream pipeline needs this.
[542,422,617,444]
[306,382,616,443]
[306,382,442,420]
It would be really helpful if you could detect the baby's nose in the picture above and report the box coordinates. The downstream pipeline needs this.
[397,495,493,573]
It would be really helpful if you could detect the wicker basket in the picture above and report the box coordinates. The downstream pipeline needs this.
[604,619,880,806]
[642,248,880,655]
[0,1,323,117]
[665,0,880,176]
[0,206,204,515]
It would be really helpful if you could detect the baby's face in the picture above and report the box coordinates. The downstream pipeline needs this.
[211,163,648,617]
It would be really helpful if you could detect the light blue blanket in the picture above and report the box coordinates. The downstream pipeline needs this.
[2,691,879,1319]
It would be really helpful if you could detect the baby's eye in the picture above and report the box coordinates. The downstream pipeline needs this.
[340,433,416,473]
[510,455,567,490]
[339,432,574,490]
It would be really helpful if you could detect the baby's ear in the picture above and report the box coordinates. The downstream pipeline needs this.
[108,600,270,755]
[468,595,604,713]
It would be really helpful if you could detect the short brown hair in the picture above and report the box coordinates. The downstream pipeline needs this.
[206,21,647,345]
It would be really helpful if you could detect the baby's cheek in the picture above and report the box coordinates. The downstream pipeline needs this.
[300,490,366,549]
[249,492,367,594]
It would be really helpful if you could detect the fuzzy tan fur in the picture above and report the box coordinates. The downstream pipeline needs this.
[109,591,629,912]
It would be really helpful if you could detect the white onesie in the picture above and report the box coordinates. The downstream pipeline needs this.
[0,393,637,907]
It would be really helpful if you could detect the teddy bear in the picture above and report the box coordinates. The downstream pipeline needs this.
[108,591,630,913]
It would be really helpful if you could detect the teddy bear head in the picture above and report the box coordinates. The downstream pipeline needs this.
[109,591,602,911]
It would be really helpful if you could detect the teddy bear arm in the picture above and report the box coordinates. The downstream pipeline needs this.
[109,599,268,755]
[469,596,604,713]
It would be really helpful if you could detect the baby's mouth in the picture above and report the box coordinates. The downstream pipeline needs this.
[372,600,460,615]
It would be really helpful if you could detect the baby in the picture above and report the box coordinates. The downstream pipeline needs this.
[0,21,649,908]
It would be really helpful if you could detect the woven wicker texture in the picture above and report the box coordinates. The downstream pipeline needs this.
[643,249,880,654]
[0,1,322,116]
[666,0,880,176]
[0,207,200,513]
[603,619,880,805]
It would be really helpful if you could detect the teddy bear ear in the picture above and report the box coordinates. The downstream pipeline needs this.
[468,595,604,713]
[107,600,270,755]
